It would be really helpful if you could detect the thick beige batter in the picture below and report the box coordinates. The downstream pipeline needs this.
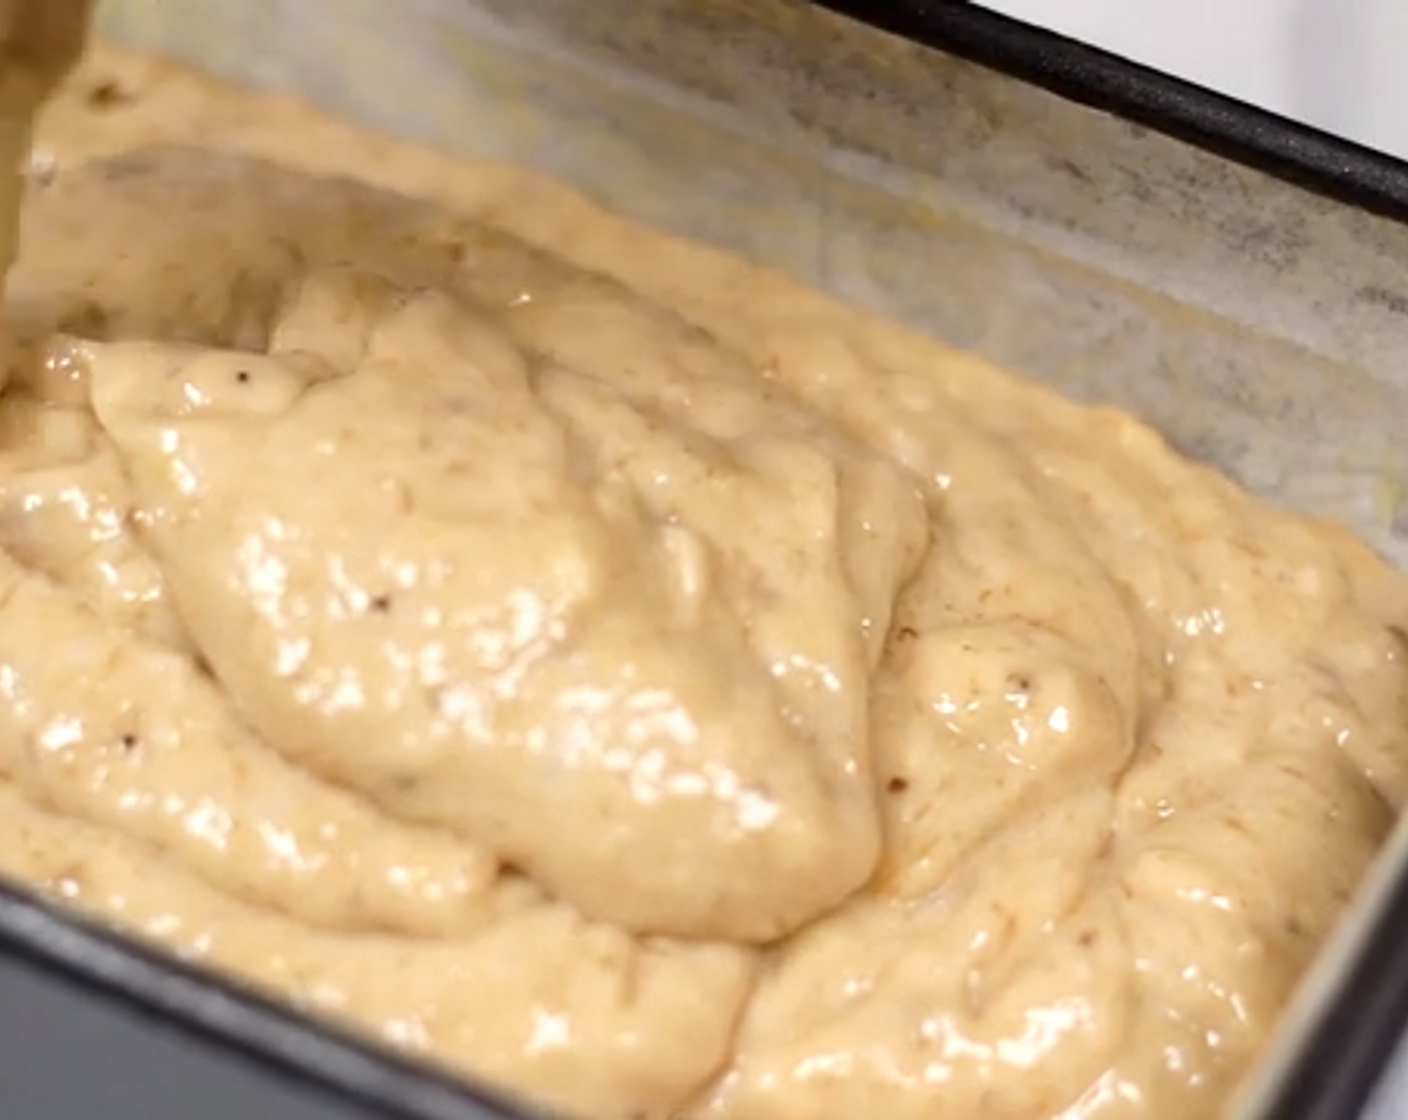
[0,43,1404,1120]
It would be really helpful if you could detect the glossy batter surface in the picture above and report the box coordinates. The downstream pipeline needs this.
[0,44,1405,1120]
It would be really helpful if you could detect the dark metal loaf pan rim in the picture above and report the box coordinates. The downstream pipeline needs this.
[817,0,1408,225]
[0,881,540,1119]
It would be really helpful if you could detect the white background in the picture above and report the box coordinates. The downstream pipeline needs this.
[981,0,1408,161]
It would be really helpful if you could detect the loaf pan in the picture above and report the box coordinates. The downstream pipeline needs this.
[4,1,1408,1118]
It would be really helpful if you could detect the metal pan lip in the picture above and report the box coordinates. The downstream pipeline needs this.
[0,880,540,1120]
[815,0,1408,224]
[1231,805,1408,1120]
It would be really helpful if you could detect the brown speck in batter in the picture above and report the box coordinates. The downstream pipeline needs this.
[84,79,131,109]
